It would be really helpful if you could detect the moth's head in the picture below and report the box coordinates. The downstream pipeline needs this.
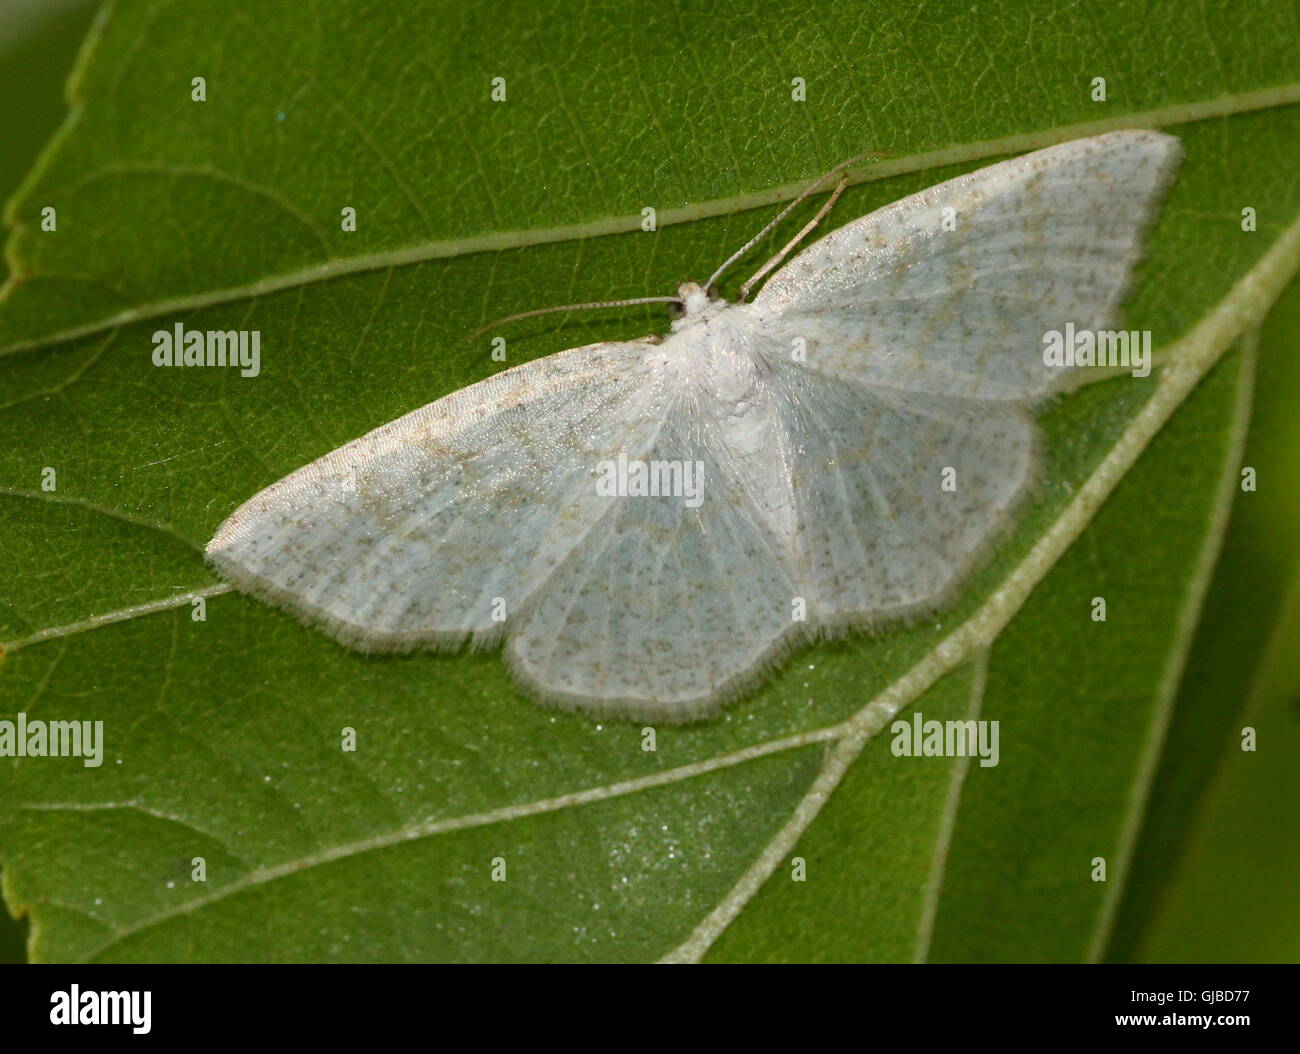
[673,281,726,329]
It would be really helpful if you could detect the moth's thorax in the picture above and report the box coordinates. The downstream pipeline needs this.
[661,302,798,537]
[663,303,763,395]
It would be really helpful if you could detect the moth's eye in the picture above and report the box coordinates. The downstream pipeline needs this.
[669,301,685,318]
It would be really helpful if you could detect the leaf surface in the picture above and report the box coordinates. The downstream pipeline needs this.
[2,0,1298,962]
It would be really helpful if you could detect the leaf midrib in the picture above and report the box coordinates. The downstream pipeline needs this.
[4,83,1299,360]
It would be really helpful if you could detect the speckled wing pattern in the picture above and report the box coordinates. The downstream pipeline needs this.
[756,129,1181,400]
[207,342,673,648]
[507,388,804,714]
[207,130,1180,721]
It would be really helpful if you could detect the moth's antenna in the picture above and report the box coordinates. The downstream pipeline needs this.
[469,296,684,340]
[738,171,849,302]
[704,151,881,295]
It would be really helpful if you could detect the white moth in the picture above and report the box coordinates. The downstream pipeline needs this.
[207,130,1181,722]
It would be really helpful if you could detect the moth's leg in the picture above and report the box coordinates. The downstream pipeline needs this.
[738,171,850,302]
[630,334,662,345]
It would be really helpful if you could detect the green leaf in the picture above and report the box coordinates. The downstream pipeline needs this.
[2,0,1298,962]
[1109,274,1300,963]
[0,0,104,964]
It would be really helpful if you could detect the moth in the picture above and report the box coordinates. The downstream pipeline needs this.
[207,130,1180,721]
